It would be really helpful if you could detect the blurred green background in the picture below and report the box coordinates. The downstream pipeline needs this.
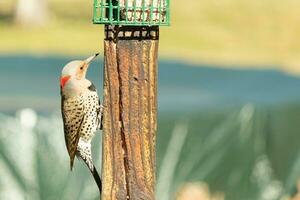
[1,1,300,200]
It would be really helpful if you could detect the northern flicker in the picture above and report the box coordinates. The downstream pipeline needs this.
[60,53,102,193]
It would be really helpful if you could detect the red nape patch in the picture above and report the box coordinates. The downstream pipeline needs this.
[60,76,71,89]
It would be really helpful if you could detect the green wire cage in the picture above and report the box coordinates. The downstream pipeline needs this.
[93,0,170,26]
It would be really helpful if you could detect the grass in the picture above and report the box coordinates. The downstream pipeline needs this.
[1,0,300,73]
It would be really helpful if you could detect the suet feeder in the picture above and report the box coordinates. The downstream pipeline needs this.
[93,0,170,26]
[94,1,169,199]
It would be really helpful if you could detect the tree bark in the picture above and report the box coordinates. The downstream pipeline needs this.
[102,25,159,200]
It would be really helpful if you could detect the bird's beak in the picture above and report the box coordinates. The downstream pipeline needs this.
[76,53,99,80]
[85,53,100,64]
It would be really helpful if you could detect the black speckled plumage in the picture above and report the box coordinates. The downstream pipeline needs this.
[61,89,101,171]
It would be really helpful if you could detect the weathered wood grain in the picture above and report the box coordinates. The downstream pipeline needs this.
[102,25,158,200]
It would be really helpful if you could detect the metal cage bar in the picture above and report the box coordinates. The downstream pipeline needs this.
[93,0,170,26]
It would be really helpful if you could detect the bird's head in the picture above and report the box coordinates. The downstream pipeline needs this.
[60,53,99,90]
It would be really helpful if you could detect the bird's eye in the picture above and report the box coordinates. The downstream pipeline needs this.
[80,66,83,70]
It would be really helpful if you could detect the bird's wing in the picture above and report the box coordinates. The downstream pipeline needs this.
[61,95,85,170]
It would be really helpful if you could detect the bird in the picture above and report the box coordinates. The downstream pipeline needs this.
[60,53,103,193]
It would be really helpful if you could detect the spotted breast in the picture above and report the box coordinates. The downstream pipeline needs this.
[61,90,101,170]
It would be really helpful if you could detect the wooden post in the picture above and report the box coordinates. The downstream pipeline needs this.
[102,25,159,200]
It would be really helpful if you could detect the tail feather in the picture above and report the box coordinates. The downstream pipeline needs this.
[77,151,102,194]
[70,159,74,171]
[75,141,102,194]
[91,165,102,194]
